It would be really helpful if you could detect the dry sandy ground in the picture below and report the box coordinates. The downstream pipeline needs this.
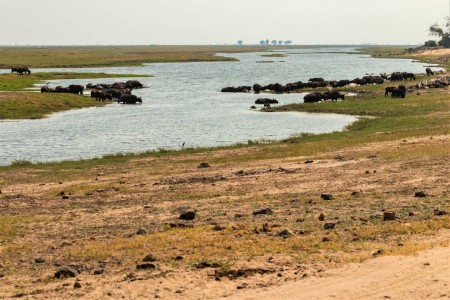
[225,244,450,300]
[0,134,449,299]
[411,48,450,57]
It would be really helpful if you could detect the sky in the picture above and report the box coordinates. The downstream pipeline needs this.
[0,0,449,45]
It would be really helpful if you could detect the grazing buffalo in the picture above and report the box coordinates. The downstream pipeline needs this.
[125,80,143,89]
[390,72,404,82]
[403,72,416,81]
[398,84,407,94]
[303,92,324,103]
[323,91,345,101]
[68,85,84,95]
[391,88,405,98]
[255,98,278,105]
[40,86,54,93]
[335,80,351,87]
[11,66,31,75]
[105,88,125,99]
[426,68,434,76]
[118,94,142,104]
[385,86,396,97]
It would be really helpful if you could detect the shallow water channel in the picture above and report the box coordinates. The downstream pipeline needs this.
[0,47,440,165]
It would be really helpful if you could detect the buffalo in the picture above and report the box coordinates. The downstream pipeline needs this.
[125,80,143,89]
[118,94,142,104]
[323,91,345,101]
[11,66,31,75]
[391,88,405,98]
[255,98,278,105]
[303,92,324,103]
[385,86,396,97]
[253,83,263,94]
[403,72,416,81]
[426,68,434,76]
[40,86,54,93]
[68,85,84,95]
[91,89,112,101]
[54,86,70,93]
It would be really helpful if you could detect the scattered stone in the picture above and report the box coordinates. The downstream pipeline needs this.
[373,249,384,256]
[320,194,333,201]
[334,155,345,161]
[383,212,396,221]
[35,258,45,264]
[351,191,361,197]
[278,229,293,238]
[136,263,156,271]
[304,160,314,164]
[322,237,331,242]
[174,255,184,261]
[61,195,69,200]
[234,214,243,218]
[434,209,447,216]
[194,260,220,269]
[167,223,194,229]
[367,155,377,159]
[408,212,415,216]
[74,282,81,289]
[93,269,104,275]
[324,223,335,230]
[175,290,183,294]
[143,253,157,262]
[179,211,196,220]
[198,162,211,169]
[54,266,78,279]
[212,225,225,231]
[318,213,325,221]
[296,216,305,223]
[136,228,147,235]
[253,208,273,215]
[365,171,371,174]
[415,191,427,198]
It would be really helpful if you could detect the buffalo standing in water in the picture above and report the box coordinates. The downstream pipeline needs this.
[118,94,142,104]
[69,85,84,95]
[125,80,143,89]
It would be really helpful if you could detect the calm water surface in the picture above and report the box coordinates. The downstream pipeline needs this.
[0,47,440,165]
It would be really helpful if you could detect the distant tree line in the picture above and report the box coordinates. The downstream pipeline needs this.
[236,40,293,46]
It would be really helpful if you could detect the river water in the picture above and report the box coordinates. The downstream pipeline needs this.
[0,47,439,165]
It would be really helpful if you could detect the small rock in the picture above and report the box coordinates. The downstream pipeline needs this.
[408,212,415,216]
[212,225,225,231]
[373,249,384,256]
[320,194,333,201]
[253,208,273,215]
[136,263,156,270]
[434,209,447,216]
[304,160,314,164]
[136,228,147,235]
[93,269,104,275]
[54,266,78,279]
[351,191,361,197]
[278,229,293,238]
[74,282,81,289]
[318,213,325,221]
[35,258,45,264]
[179,211,196,220]
[234,214,243,218]
[324,223,335,230]
[322,237,331,242]
[174,255,184,261]
[383,212,396,221]
[61,195,69,200]
[365,171,371,174]
[198,162,211,168]
[143,253,157,262]
[296,216,305,223]
[415,191,427,198]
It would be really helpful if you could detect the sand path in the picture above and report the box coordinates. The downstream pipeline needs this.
[225,246,450,300]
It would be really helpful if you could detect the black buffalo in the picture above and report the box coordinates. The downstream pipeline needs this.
[426,68,434,76]
[391,88,405,98]
[68,85,84,95]
[385,86,396,97]
[303,92,324,103]
[255,98,278,104]
[91,89,112,101]
[125,80,143,89]
[323,91,345,101]
[253,83,263,94]
[40,86,54,93]
[54,86,70,93]
[403,72,416,81]
[11,66,31,75]
[118,94,142,104]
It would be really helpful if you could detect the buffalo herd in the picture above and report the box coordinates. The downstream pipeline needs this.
[40,80,144,104]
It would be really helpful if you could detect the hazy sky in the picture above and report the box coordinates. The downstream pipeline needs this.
[0,0,448,45]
